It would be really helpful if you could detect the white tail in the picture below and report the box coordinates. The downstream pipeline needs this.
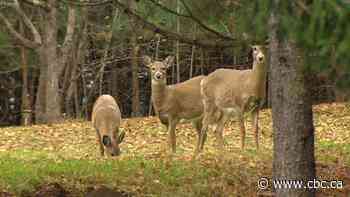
[198,45,267,151]
[91,95,125,156]
[143,56,205,153]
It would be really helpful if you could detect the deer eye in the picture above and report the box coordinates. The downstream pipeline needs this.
[161,67,166,71]
[151,67,156,71]
[102,135,112,147]
[253,47,257,51]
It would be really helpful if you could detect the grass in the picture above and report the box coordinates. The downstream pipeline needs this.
[0,103,349,196]
[0,150,259,196]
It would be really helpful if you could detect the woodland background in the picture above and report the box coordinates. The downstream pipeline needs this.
[0,1,350,196]
[0,0,349,126]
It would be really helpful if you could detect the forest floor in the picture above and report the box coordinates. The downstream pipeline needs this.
[0,103,349,197]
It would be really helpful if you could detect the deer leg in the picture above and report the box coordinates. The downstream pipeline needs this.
[193,119,205,153]
[199,110,215,152]
[168,118,178,153]
[214,112,229,150]
[198,101,215,153]
[199,122,208,152]
[239,114,246,149]
[252,109,259,150]
[96,130,104,156]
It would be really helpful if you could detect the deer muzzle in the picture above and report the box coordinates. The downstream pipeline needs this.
[154,71,163,80]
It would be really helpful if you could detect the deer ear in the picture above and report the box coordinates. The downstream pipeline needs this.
[143,56,152,67]
[163,56,174,68]
[118,130,125,144]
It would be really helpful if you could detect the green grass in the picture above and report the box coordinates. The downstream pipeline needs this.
[317,140,350,164]
[0,150,260,196]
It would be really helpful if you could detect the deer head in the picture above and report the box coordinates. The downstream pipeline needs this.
[143,56,174,84]
[252,45,265,64]
[101,130,125,156]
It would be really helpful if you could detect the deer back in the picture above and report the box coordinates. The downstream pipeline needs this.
[155,75,205,119]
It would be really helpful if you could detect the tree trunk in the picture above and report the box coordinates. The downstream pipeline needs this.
[35,0,61,124]
[64,46,78,117]
[69,8,87,118]
[61,57,73,117]
[269,1,316,196]
[175,0,181,83]
[189,24,196,78]
[129,0,141,117]
[35,46,48,123]
[130,31,141,117]
[74,82,81,118]
[44,0,61,123]
[20,21,32,126]
[110,69,119,103]
[155,33,161,60]
[200,47,204,75]
[35,1,76,123]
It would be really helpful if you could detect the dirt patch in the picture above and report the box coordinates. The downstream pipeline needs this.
[1,183,68,197]
[32,183,68,197]
[85,186,133,197]
[0,191,13,197]
[1,184,134,197]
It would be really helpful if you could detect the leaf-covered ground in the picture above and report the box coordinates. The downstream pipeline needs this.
[0,103,349,196]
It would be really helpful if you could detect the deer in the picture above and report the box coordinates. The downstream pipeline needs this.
[91,94,125,156]
[143,55,205,153]
[197,45,267,152]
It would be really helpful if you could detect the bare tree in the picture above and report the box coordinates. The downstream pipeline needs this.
[175,0,181,83]
[65,8,88,118]
[19,21,32,125]
[128,0,141,117]
[0,0,76,123]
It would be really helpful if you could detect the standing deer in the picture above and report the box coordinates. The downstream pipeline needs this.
[143,55,205,153]
[198,45,267,152]
[92,95,125,156]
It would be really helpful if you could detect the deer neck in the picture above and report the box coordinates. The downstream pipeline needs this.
[251,62,267,96]
[252,61,266,81]
[151,80,168,109]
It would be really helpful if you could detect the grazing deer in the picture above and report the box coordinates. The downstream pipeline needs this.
[143,55,205,153]
[198,45,267,152]
[92,95,125,156]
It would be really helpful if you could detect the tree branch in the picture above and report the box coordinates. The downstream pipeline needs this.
[60,0,236,48]
[59,0,112,6]
[148,0,235,42]
[295,0,310,15]
[178,0,235,41]
[0,12,40,48]
[13,0,42,45]
[114,0,235,48]
[146,0,190,18]
[22,0,50,11]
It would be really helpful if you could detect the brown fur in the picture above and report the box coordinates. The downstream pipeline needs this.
[144,56,205,153]
[198,45,267,151]
[91,95,124,156]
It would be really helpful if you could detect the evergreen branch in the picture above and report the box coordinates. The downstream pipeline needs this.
[150,0,235,42]
[61,0,237,48]
[146,0,190,18]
